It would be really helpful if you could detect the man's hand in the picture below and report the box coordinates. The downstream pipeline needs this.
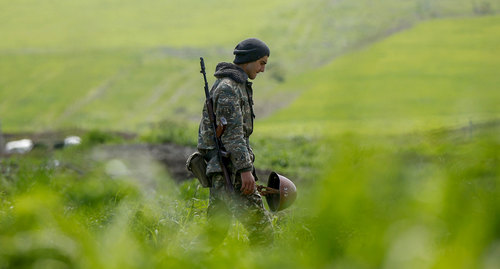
[240,171,255,195]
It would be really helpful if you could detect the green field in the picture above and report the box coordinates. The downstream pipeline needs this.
[259,15,500,137]
[1,0,500,268]
[1,0,498,132]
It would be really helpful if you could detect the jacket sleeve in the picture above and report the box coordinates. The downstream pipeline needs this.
[214,83,253,173]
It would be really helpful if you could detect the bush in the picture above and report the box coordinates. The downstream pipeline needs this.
[141,120,197,147]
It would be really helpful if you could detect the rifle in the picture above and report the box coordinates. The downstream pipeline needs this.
[200,57,234,193]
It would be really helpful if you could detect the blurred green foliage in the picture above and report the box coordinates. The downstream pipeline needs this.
[310,125,499,268]
[82,130,125,146]
[252,135,325,181]
[141,119,198,147]
[1,122,499,268]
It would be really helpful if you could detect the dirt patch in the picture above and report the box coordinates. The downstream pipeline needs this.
[93,143,272,183]
[149,143,195,181]
[1,129,272,184]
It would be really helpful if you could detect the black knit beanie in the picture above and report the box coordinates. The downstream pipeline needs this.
[233,38,270,64]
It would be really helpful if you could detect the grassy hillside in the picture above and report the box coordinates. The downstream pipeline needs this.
[259,15,500,137]
[0,0,288,50]
[1,0,497,132]
[1,3,499,268]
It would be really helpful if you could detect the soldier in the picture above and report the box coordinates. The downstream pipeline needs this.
[197,38,274,247]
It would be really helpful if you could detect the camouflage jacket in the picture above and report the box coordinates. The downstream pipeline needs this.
[197,62,256,175]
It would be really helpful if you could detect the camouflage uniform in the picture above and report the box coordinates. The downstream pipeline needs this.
[197,62,274,246]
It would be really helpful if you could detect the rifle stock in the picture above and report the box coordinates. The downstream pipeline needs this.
[215,117,227,138]
[200,57,234,193]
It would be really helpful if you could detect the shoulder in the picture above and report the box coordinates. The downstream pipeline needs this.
[214,78,244,99]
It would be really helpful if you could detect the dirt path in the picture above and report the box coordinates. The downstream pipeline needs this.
[92,143,272,183]
[91,143,196,182]
[1,131,272,183]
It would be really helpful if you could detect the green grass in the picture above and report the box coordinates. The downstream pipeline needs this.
[1,2,500,268]
[305,124,500,268]
[260,15,500,137]
[1,121,498,268]
[0,0,289,50]
[1,0,497,132]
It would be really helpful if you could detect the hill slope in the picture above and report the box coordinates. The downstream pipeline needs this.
[259,15,500,137]
[0,0,498,132]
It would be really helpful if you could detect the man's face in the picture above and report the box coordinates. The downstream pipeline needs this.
[243,56,268,80]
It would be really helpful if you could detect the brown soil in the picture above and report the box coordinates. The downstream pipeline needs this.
[1,131,272,183]
[92,143,272,183]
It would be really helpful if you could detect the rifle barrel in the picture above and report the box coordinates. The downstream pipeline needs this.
[200,57,210,99]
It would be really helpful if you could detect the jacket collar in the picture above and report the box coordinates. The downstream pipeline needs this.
[214,62,248,84]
